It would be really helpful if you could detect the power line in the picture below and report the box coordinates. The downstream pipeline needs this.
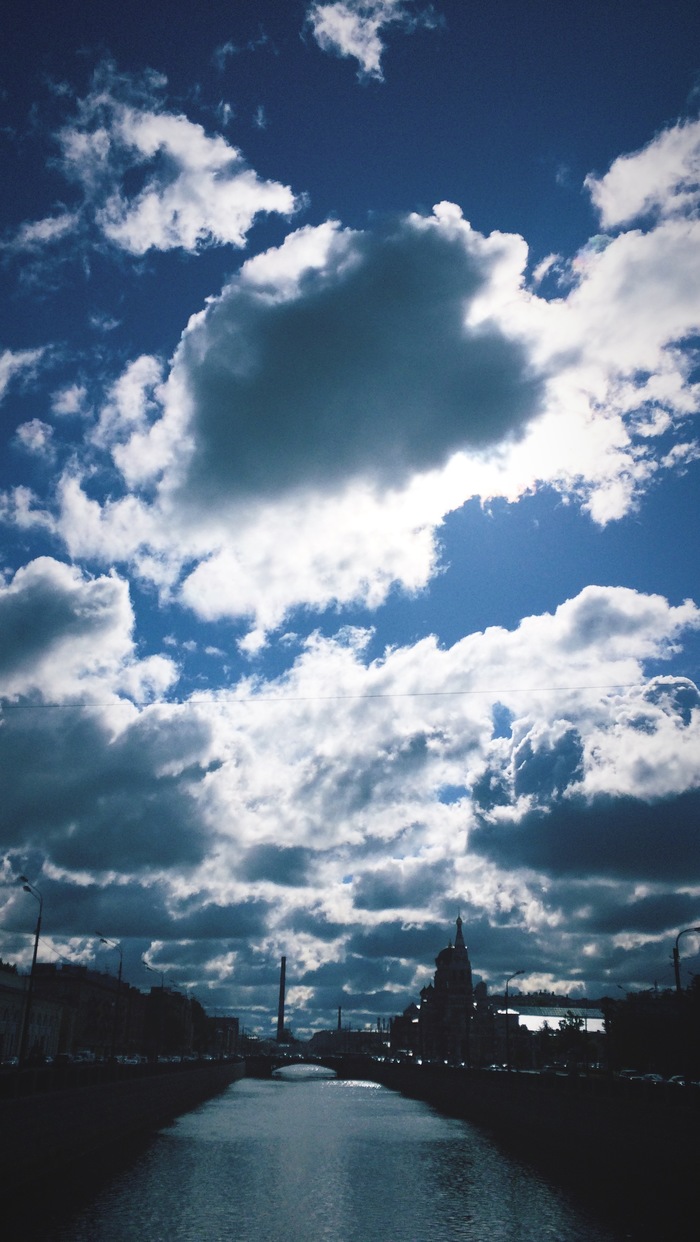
[0,681,650,710]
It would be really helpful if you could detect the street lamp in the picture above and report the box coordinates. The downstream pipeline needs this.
[142,958,165,988]
[505,970,525,1072]
[673,926,700,993]
[18,877,43,1066]
[97,935,123,1059]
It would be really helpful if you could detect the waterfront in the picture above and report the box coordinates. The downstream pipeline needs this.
[36,1066,627,1241]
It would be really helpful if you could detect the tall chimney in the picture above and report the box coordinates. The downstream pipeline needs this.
[276,955,286,1042]
[337,1005,342,1031]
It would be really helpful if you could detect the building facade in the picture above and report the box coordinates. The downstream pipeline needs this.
[417,916,474,1064]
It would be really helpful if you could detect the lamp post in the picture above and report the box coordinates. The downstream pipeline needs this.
[673,926,700,993]
[18,877,43,1066]
[97,935,123,1059]
[505,970,524,1072]
[142,959,165,989]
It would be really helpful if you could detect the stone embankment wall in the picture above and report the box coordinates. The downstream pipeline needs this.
[0,1059,244,1196]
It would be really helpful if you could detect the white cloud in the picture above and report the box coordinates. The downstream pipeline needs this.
[92,355,164,456]
[29,155,695,638]
[94,105,297,254]
[182,585,700,880]
[7,116,699,650]
[306,1,439,81]
[10,64,299,259]
[4,211,80,252]
[0,557,177,704]
[2,577,698,1003]
[51,384,89,417]
[177,479,442,636]
[585,118,700,229]
[163,208,540,506]
[0,348,44,403]
[15,419,55,459]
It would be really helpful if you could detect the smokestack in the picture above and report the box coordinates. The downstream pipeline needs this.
[337,1005,342,1031]
[276,955,286,1043]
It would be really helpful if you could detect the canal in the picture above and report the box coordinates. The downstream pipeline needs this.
[38,1065,628,1240]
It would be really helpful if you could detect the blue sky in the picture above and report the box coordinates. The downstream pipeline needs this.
[2,1,700,1036]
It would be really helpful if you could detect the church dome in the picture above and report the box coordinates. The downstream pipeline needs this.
[435,942,454,968]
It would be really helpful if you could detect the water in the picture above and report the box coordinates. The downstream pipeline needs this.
[43,1066,623,1241]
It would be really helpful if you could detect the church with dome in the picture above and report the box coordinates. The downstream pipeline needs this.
[417,916,474,1064]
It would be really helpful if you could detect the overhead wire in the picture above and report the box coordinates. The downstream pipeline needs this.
[0,680,656,710]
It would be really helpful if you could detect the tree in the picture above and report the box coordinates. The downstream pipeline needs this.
[555,1010,584,1062]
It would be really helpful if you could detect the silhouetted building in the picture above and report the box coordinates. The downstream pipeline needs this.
[307,1027,386,1056]
[419,917,474,1064]
[32,963,135,1058]
[203,1014,239,1058]
[0,964,62,1062]
[389,1002,421,1057]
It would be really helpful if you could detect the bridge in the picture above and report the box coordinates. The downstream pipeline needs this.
[243,1051,370,1078]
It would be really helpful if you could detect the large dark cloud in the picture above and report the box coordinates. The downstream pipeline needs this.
[353,860,449,910]
[174,217,544,504]
[471,788,700,884]
[0,707,214,873]
[5,876,270,941]
[283,908,347,940]
[297,952,416,1020]
[240,844,314,887]
[536,875,700,942]
[585,889,700,936]
[346,921,453,962]
[168,898,272,941]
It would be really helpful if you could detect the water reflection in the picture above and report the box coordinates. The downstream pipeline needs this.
[46,1076,624,1241]
[271,1062,336,1080]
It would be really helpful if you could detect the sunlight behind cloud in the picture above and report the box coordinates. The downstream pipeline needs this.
[1,6,700,1032]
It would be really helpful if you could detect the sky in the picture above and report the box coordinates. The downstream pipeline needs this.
[1,0,700,1039]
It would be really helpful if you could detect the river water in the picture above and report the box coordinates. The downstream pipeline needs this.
[43,1066,625,1241]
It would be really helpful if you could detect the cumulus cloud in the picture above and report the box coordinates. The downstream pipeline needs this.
[36,108,699,640]
[0,558,132,698]
[471,663,700,888]
[472,789,700,885]
[37,205,545,637]
[0,558,222,880]
[4,94,700,1016]
[9,63,298,260]
[0,707,216,874]
[306,1,439,81]
[2,578,699,1009]
[91,354,164,460]
[585,118,700,228]
[165,210,542,505]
